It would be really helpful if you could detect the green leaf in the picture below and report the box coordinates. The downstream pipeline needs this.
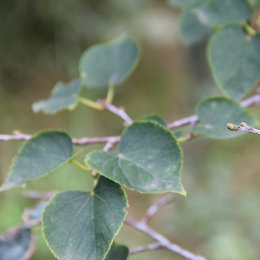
[0,228,33,260]
[195,0,252,27]
[79,34,140,89]
[42,176,127,260]
[179,0,212,45]
[140,114,167,127]
[32,79,82,114]
[193,97,256,139]
[86,121,185,195]
[208,25,260,100]
[0,131,74,191]
[105,244,129,260]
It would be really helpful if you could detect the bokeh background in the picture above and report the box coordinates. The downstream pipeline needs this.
[0,1,260,259]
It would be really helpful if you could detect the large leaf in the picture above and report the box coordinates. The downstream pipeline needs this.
[179,0,212,45]
[79,34,140,88]
[86,121,185,195]
[0,131,73,191]
[208,25,260,100]
[193,97,256,139]
[195,0,252,26]
[105,244,129,260]
[42,177,127,260]
[32,79,82,114]
[0,228,34,260]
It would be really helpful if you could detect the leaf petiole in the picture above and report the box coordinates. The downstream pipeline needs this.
[106,83,115,104]
[78,96,104,110]
[70,159,91,172]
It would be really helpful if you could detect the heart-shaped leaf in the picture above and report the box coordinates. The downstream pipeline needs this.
[79,34,140,88]
[179,0,212,45]
[0,228,34,260]
[0,131,74,191]
[208,25,260,100]
[86,121,185,195]
[193,97,257,139]
[105,244,129,260]
[42,176,128,260]
[195,0,252,27]
[32,79,82,114]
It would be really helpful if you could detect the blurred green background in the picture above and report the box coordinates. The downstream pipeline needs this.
[0,1,260,259]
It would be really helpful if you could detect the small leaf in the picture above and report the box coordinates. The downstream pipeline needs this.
[86,121,185,195]
[0,131,74,191]
[193,97,256,139]
[195,0,252,27]
[32,79,82,114]
[105,244,129,260]
[179,0,212,45]
[0,228,34,260]
[79,34,140,88]
[42,176,128,260]
[208,25,260,100]
[140,114,167,127]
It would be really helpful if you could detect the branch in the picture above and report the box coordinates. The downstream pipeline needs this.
[227,122,260,135]
[167,92,260,129]
[100,100,133,125]
[23,190,56,200]
[129,242,162,254]
[140,196,175,224]
[125,216,207,260]
[1,92,260,144]
[167,115,199,129]
[0,133,121,146]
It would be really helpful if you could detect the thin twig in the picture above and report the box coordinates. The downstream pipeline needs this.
[167,92,260,129]
[125,216,207,260]
[0,133,121,146]
[130,242,162,254]
[23,190,56,200]
[140,196,175,224]
[167,115,199,129]
[227,122,260,135]
[100,100,133,125]
[1,92,260,144]
[102,136,120,152]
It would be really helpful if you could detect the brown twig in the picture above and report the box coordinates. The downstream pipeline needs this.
[125,216,207,260]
